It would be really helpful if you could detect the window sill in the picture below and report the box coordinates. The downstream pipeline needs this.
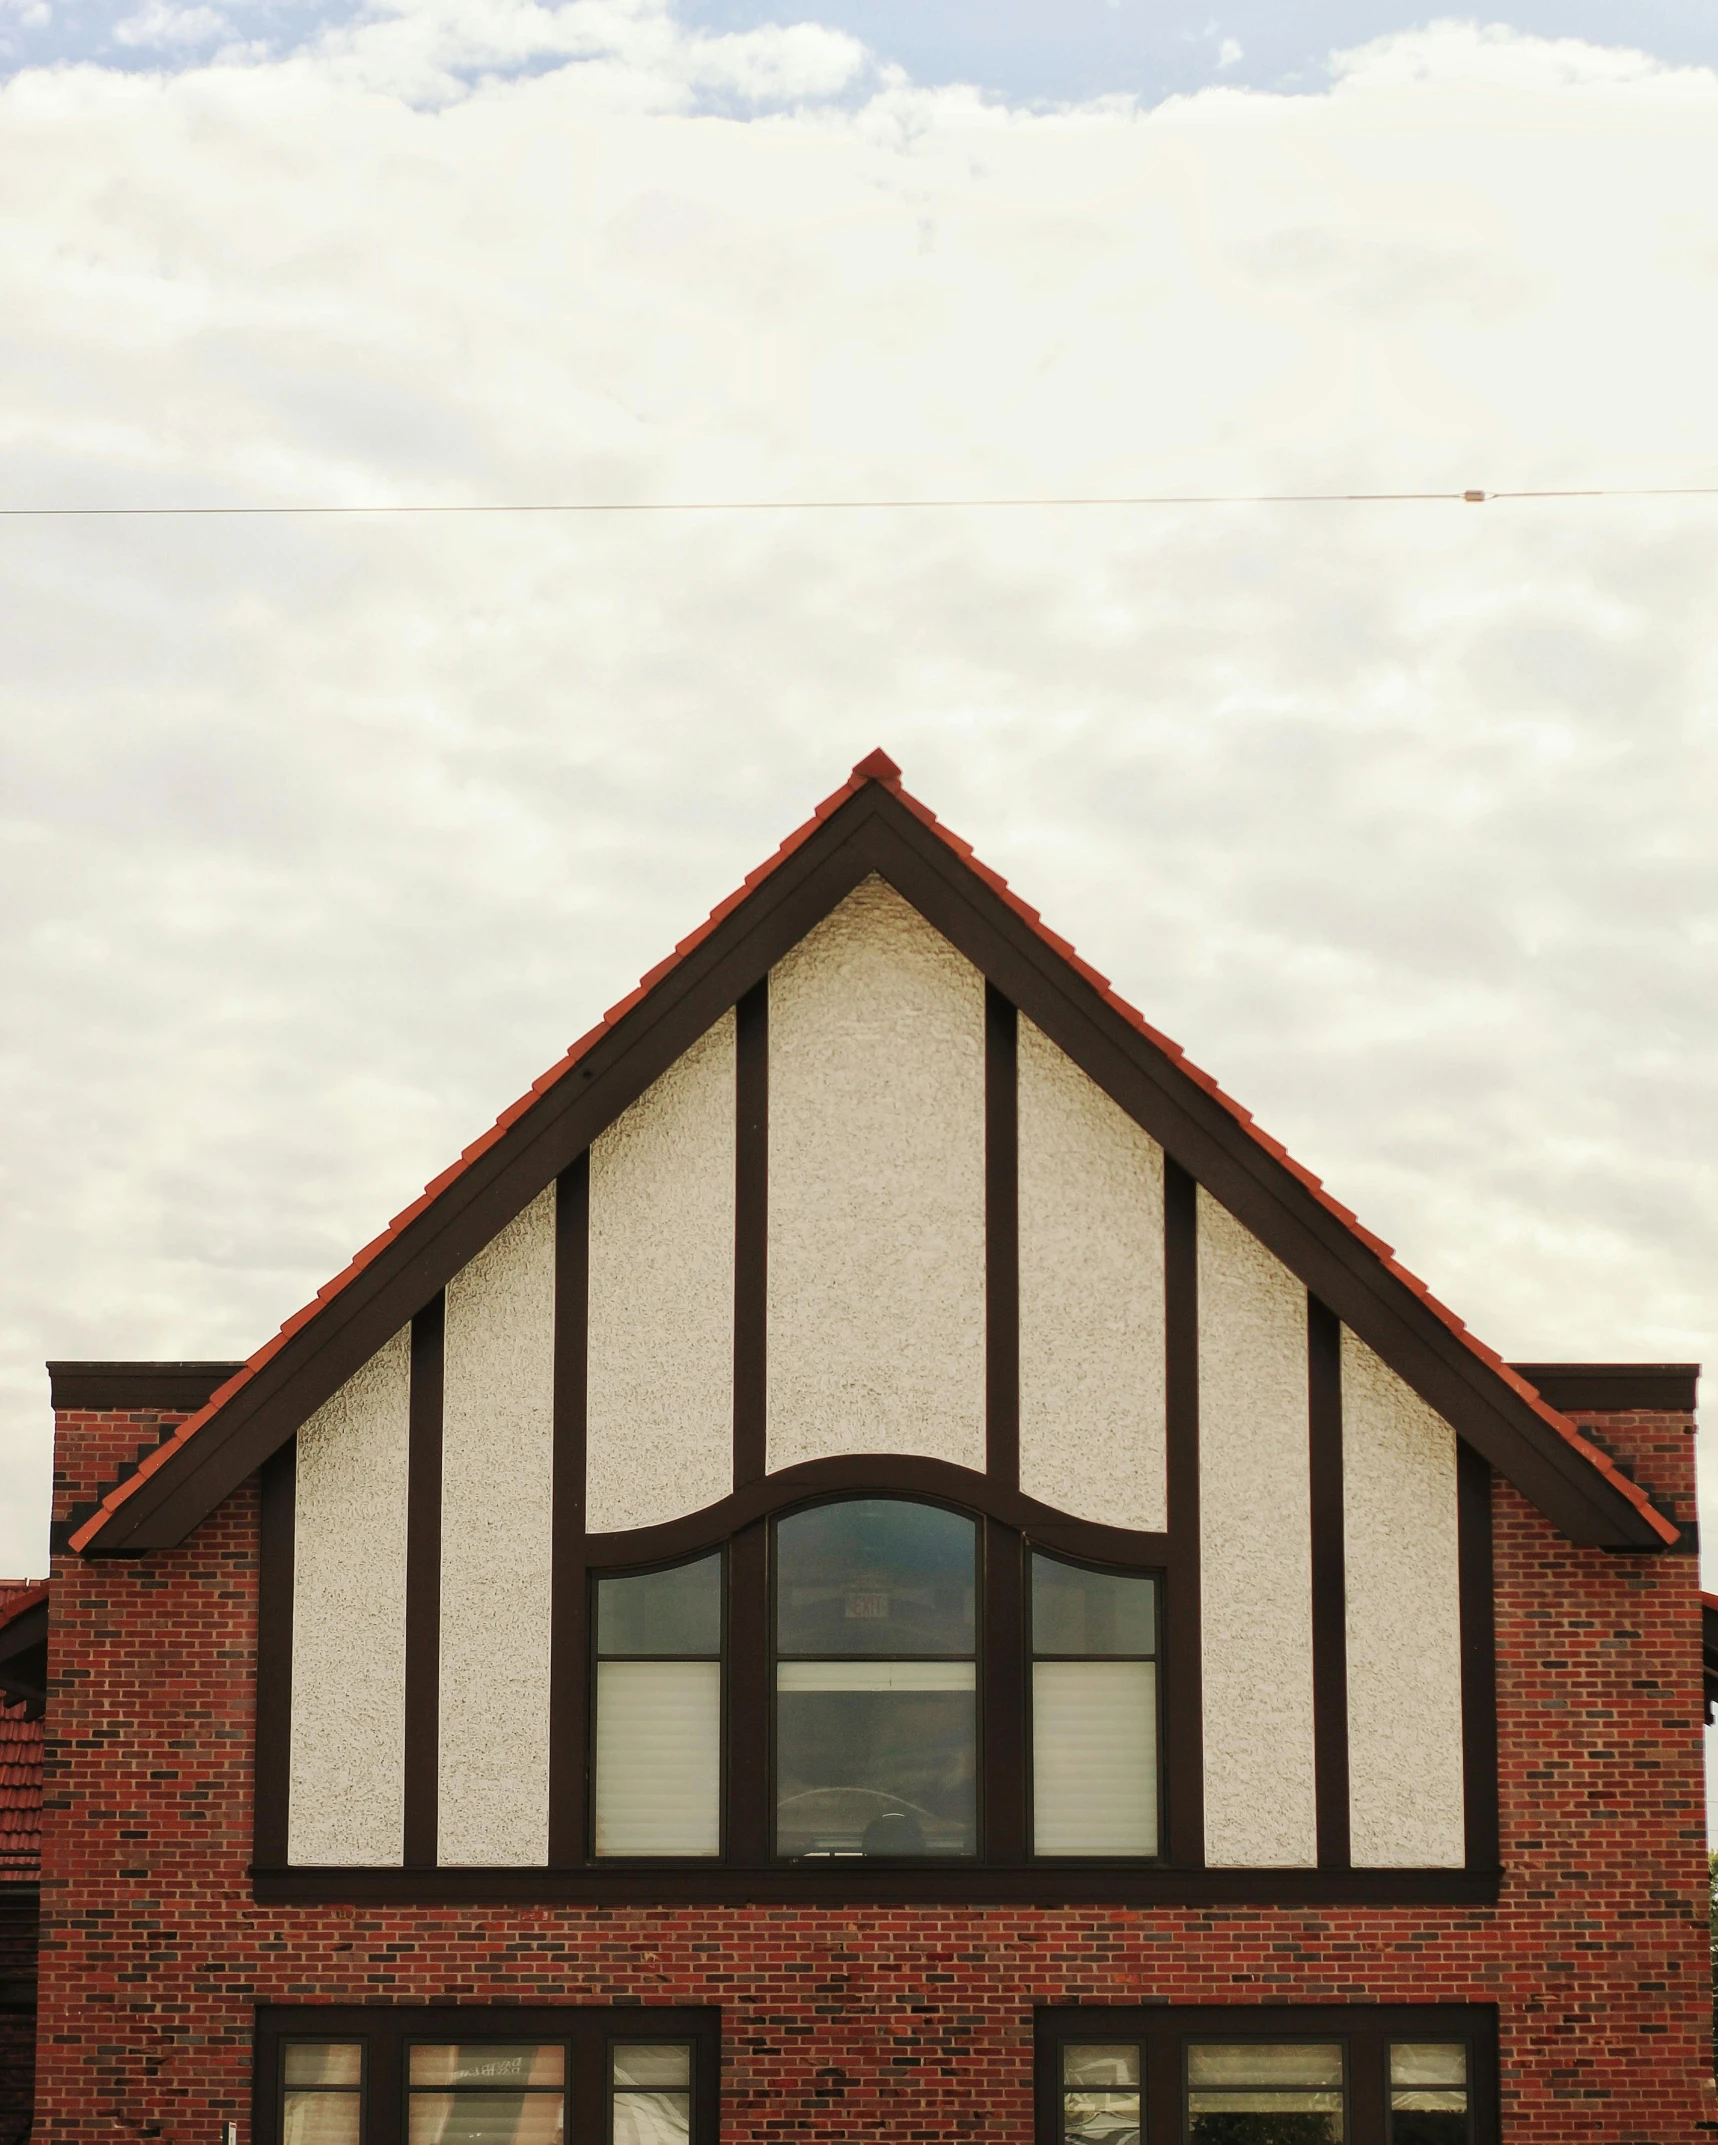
[249,1864,1501,1908]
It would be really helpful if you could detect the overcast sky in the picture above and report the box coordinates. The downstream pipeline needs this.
[3,3,1717,1800]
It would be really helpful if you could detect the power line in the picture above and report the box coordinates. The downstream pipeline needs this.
[2,485,1718,518]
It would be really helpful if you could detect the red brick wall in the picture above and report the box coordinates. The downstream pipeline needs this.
[36,1406,1715,2141]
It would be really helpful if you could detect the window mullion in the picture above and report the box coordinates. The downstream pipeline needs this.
[982,1516,1027,1863]
[727,1518,771,1864]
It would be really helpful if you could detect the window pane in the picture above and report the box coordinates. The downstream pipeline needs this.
[1188,2110,1341,2145]
[1390,2046,1467,2088]
[283,2096,362,2145]
[410,2045,566,2086]
[612,2092,691,2145]
[1033,1559,1155,1656]
[1187,2046,1344,2089]
[1390,2112,1467,2145]
[612,2044,692,2089]
[1063,2090,1141,2143]
[407,2093,564,2143]
[1033,1661,1157,1855]
[776,1501,975,1656]
[284,2043,363,2086]
[594,1661,721,1856]
[597,1557,721,1657]
[776,1685,976,1855]
[1063,2044,1141,2088]
[777,1661,974,1692]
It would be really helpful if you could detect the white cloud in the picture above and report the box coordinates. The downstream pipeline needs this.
[114,1,230,46]
[1216,35,1241,68]
[2,15,1718,1685]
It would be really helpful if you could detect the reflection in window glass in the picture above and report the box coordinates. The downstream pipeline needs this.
[283,2041,363,2145]
[594,1554,723,1857]
[611,2041,692,2145]
[1389,2044,1469,2145]
[775,1501,977,1857]
[407,2042,567,2145]
[1061,2041,1142,2144]
[1032,1557,1158,1857]
[1186,2043,1344,2144]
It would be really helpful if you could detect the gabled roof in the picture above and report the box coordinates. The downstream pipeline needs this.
[70,752,1677,1555]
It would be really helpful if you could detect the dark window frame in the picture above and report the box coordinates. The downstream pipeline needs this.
[588,1543,730,1864]
[588,1490,1170,1873]
[1034,2004,1496,2145]
[253,2004,720,2145]
[1026,1544,1165,1863]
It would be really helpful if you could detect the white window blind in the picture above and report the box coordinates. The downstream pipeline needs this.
[1032,1660,1157,1855]
[593,1661,721,1857]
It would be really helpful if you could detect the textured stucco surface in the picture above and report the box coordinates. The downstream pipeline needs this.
[766,876,985,1473]
[438,1186,557,1865]
[1017,1017,1166,1530]
[1196,1189,1317,1867]
[1341,1330,1465,1868]
[588,1012,736,1532]
[289,1325,412,1866]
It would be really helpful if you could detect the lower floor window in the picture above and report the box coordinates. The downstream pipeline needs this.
[260,2008,716,2145]
[1041,2005,1493,2145]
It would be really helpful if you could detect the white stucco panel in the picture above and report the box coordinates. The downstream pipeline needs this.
[767,875,986,1473]
[588,1010,736,1532]
[1196,1188,1317,1868]
[1017,1017,1166,1530]
[289,1325,411,1867]
[1341,1330,1466,1868]
[438,1184,557,1866]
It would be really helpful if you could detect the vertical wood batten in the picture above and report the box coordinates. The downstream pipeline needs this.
[254,1440,296,1867]
[548,1154,590,1867]
[734,981,769,1489]
[726,1520,770,1864]
[1308,1296,1351,1871]
[1458,1442,1499,1870]
[985,984,1020,1488]
[403,1293,445,1870]
[1162,1157,1205,1869]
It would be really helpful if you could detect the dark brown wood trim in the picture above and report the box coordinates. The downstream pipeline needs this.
[1457,1440,1499,1873]
[982,1516,1027,1861]
[733,979,769,1489]
[253,1439,296,1867]
[1307,1295,1350,1871]
[583,1452,1170,1572]
[1508,1361,1699,1413]
[47,1360,244,1412]
[724,1520,770,1864]
[251,1862,1500,1907]
[1162,1157,1204,1869]
[402,1294,445,1870]
[985,983,1020,1489]
[94,776,1668,1552]
[547,1156,590,1867]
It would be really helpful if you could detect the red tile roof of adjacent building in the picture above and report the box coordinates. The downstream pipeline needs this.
[69,751,1678,1553]
[0,1585,44,1883]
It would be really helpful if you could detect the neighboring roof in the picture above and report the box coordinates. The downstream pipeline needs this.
[68,752,1679,1555]
[0,1585,47,1724]
[0,1690,42,1882]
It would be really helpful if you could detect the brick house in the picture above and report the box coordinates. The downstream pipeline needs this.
[33,753,1714,2141]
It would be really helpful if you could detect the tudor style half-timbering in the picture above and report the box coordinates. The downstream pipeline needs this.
[36,756,1710,2144]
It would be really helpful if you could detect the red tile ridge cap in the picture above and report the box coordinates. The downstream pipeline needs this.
[70,751,1676,1553]
[0,1582,47,1633]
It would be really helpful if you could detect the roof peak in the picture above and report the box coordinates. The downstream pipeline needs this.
[851,747,902,783]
